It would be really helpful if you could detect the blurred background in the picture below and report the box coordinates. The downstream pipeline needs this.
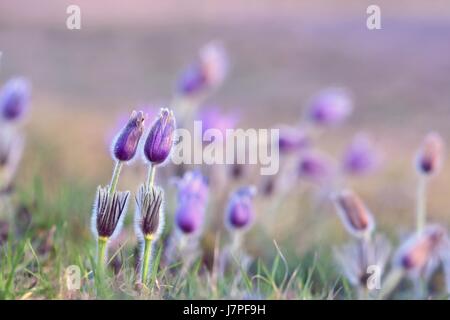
[1,0,450,260]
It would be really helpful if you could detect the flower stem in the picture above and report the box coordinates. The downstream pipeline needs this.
[97,236,108,275]
[141,235,154,285]
[147,164,156,189]
[416,175,427,234]
[109,161,123,196]
[378,268,404,300]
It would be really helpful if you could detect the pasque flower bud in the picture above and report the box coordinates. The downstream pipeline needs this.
[307,88,352,126]
[92,186,130,239]
[416,132,444,176]
[112,110,145,162]
[0,77,31,121]
[144,108,176,165]
[135,185,164,240]
[226,186,257,230]
[333,189,375,238]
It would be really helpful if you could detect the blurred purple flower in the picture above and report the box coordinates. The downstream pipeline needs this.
[298,151,334,184]
[197,106,239,143]
[306,88,352,126]
[144,108,176,165]
[226,186,256,230]
[177,42,228,97]
[342,133,381,176]
[112,111,145,162]
[278,125,310,155]
[175,171,209,235]
[415,132,444,176]
[0,77,31,121]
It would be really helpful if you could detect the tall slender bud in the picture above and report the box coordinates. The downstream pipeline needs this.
[0,77,31,122]
[112,110,145,162]
[144,108,176,165]
[416,132,444,176]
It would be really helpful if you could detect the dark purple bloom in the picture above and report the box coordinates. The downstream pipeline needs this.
[298,151,334,183]
[92,186,130,239]
[144,108,176,165]
[177,42,228,97]
[112,110,145,162]
[135,185,164,239]
[175,171,208,235]
[307,88,352,126]
[278,126,310,154]
[342,133,380,176]
[416,132,444,176]
[0,77,30,121]
[226,186,256,230]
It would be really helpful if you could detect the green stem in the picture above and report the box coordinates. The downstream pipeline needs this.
[416,176,427,234]
[147,164,156,189]
[109,161,123,196]
[97,237,108,275]
[141,236,153,285]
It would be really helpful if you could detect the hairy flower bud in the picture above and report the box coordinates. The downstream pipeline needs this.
[144,108,176,165]
[135,185,164,240]
[416,132,444,176]
[307,88,352,126]
[342,133,380,176]
[0,77,31,121]
[226,186,257,230]
[92,186,130,239]
[333,190,375,238]
[112,110,145,162]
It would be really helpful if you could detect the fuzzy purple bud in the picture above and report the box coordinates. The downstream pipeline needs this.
[278,126,310,154]
[113,111,145,162]
[0,77,31,121]
[298,151,334,184]
[176,170,209,206]
[226,186,256,230]
[416,132,444,176]
[135,185,164,239]
[144,108,176,165]
[307,88,352,126]
[342,133,380,176]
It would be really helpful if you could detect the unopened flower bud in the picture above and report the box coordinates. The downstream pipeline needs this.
[144,108,176,165]
[135,185,164,240]
[113,110,145,162]
[0,77,30,121]
[416,132,444,176]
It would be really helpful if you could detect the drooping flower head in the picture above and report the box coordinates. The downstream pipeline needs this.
[144,108,176,165]
[177,42,228,98]
[174,170,208,235]
[278,125,310,155]
[306,88,352,126]
[0,77,31,122]
[342,133,381,176]
[333,189,375,238]
[135,185,164,241]
[395,225,446,274]
[415,132,444,176]
[298,151,335,184]
[226,186,257,231]
[92,186,130,240]
[112,110,145,162]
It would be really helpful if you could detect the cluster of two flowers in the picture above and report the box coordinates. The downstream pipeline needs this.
[92,108,175,285]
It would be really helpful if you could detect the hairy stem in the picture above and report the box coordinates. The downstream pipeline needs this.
[109,161,123,196]
[97,237,108,275]
[378,268,404,300]
[141,236,153,285]
[147,164,156,189]
[416,176,427,234]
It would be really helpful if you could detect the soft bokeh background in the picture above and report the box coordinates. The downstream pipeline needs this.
[1,0,450,261]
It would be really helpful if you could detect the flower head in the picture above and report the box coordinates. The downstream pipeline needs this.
[395,225,447,274]
[306,88,352,126]
[135,185,164,240]
[298,151,334,184]
[112,110,145,162]
[342,133,381,176]
[0,77,31,121]
[92,186,130,240]
[278,125,310,155]
[226,186,257,230]
[174,170,209,235]
[333,190,375,238]
[197,107,239,143]
[144,108,176,165]
[416,132,444,176]
[177,42,228,97]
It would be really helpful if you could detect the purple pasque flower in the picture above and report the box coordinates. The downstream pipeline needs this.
[306,88,352,126]
[0,77,31,121]
[278,125,310,155]
[342,133,381,176]
[177,42,228,97]
[135,185,164,240]
[415,132,444,176]
[144,108,176,165]
[174,171,209,235]
[112,110,145,162]
[226,186,257,230]
[197,106,239,143]
[298,151,335,184]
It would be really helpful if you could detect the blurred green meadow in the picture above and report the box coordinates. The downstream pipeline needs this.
[1,0,450,299]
